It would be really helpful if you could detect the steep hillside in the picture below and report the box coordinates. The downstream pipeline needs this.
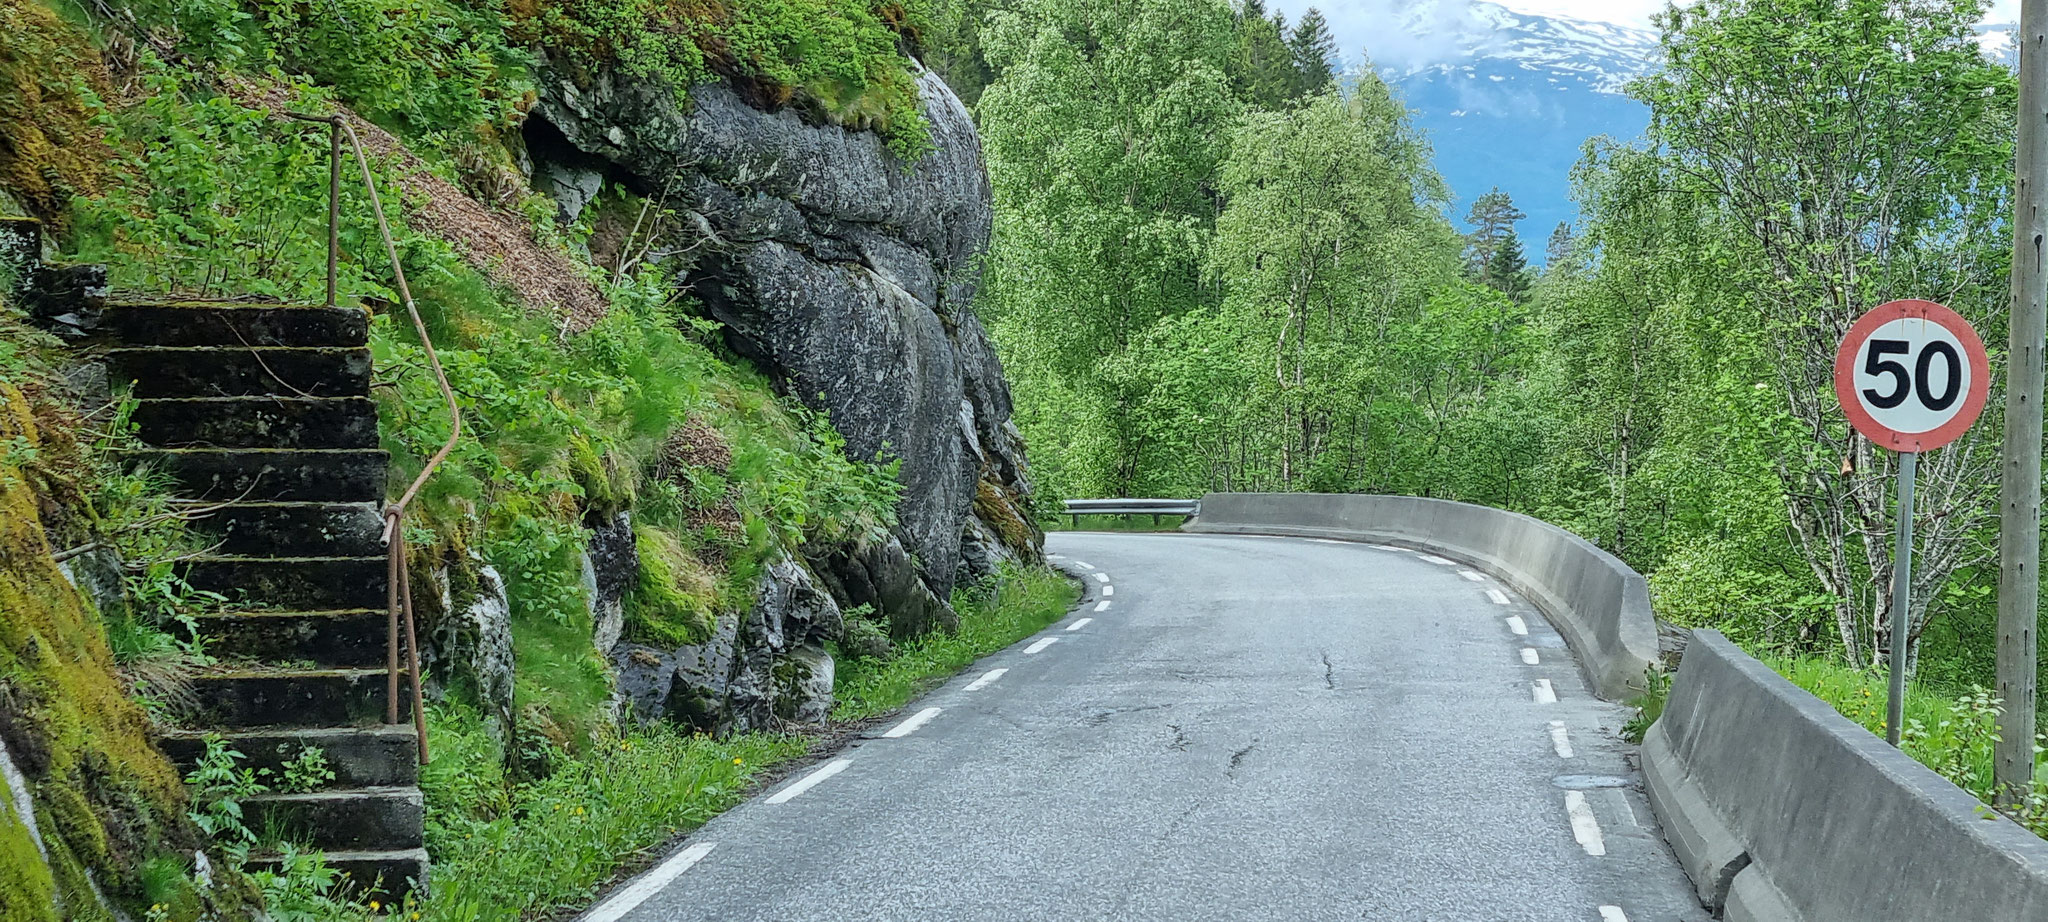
[0,0,1051,917]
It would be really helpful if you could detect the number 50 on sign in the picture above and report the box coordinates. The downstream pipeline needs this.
[1833,298,1990,747]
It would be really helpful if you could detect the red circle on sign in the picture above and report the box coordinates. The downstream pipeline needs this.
[1832,299,1990,452]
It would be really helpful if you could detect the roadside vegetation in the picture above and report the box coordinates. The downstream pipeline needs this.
[832,564,1077,720]
[935,0,2047,827]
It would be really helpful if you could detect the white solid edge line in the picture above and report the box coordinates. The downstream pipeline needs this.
[1102,585,1114,597]
[1094,600,1111,612]
[1459,570,1485,582]
[1025,637,1059,654]
[1420,554,1456,565]
[1506,615,1529,636]
[583,842,717,922]
[1487,588,1510,605]
[1074,560,1095,570]
[1550,721,1575,758]
[1566,791,1607,856]
[1533,679,1557,704]
[1066,618,1093,631]
[881,707,942,739]
[1092,572,1110,583]
[963,668,1007,692]
[1599,907,1629,922]
[765,758,852,805]
[1047,554,1065,560]
[1521,648,1540,665]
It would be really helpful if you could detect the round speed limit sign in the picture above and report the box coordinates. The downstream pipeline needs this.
[1833,299,1990,452]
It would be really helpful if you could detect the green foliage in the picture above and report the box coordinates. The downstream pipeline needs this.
[831,564,1077,719]
[1772,656,2048,836]
[524,0,932,159]
[418,707,806,921]
[624,524,717,647]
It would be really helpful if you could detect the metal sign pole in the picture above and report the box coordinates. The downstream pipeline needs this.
[1887,450,1918,747]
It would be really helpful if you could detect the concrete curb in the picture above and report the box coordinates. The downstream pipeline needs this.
[1643,631,2048,920]
[1183,492,1659,700]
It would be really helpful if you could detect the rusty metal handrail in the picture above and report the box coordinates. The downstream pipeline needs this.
[291,113,461,764]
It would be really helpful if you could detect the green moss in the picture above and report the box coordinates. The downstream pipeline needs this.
[0,1,108,227]
[623,525,717,647]
[0,380,241,921]
[0,761,58,922]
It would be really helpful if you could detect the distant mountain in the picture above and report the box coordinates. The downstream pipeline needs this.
[1372,2,1661,256]
[1370,4,2021,259]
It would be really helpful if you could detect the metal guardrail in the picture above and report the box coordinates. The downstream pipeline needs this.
[1061,498,1199,527]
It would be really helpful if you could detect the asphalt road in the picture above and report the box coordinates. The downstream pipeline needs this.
[590,532,1711,922]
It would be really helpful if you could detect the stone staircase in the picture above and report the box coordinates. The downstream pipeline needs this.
[102,300,427,898]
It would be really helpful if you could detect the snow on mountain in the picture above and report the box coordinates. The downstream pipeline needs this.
[1360,1,1659,253]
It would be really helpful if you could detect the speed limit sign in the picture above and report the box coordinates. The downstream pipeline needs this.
[1833,298,1990,749]
[1834,299,1990,452]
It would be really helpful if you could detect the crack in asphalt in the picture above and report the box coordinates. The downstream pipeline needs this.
[1168,723,1189,752]
[1227,739,1258,776]
[1321,650,1336,689]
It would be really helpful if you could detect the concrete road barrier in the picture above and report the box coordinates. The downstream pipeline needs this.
[1184,493,1659,700]
[1643,631,2048,920]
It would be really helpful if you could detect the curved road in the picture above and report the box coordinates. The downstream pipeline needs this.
[589,532,1709,921]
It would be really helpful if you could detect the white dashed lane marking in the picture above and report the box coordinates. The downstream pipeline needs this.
[1094,600,1111,612]
[1599,908,1629,922]
[1506,615,1528,636]
[1458,570,1485,582]
[766,759,852,805]
[1074,560,1095,570]
[1025,637,1059,654]
[1532,679,1557,704]
[963,668,1007,692]
[1549,721,1574,758]
[1092,572,1110,583]
[1066,618,1092,631]
[881,707,941,739]
[1566,792,1607,856]
[1521,648,1540,665]
[1102,585,1114,597]
[1419,554,1457,565]
[1371,544,1403,551]
[1487,588,1510,605]
[583,842,717,922]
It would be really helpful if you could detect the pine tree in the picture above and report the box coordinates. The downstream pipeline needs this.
[1229,0,1298,108]
[1544,221,1574,268]
[1288,8,1338,95]
[1485,230,1531,302]
[1463,187,1525,279]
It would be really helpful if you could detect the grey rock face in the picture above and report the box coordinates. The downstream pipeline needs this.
[425,560,516,735]
[612,552,842,733]
[56,547,126,622]
[531,58,1041,616]
[583,511,637,655]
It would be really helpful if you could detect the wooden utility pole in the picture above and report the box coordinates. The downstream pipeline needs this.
[1999,0,2048,804]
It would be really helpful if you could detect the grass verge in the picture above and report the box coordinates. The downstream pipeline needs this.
[830,563,1079,721]
[415,712,809,922]
[1763,655,2048,838]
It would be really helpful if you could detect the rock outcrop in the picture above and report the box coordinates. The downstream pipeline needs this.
[530,59,1042,612]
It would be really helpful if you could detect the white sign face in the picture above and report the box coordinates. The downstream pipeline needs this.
[1847,316,1971,436]
[1833,300,1990,453]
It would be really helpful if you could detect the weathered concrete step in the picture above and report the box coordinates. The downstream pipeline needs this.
[182,555,386,611]
[187,667,404,728]
[246,847,426,903]
[132,397,378,450]
[186,502,385,557]
[107,346,372,399]
[186,608,388,668]
[243,787,423,850]
[120,448,388,503]
[105,301,369,348]
[159,726,418,789]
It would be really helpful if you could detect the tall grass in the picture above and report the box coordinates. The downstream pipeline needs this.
[831,564,1078,720]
